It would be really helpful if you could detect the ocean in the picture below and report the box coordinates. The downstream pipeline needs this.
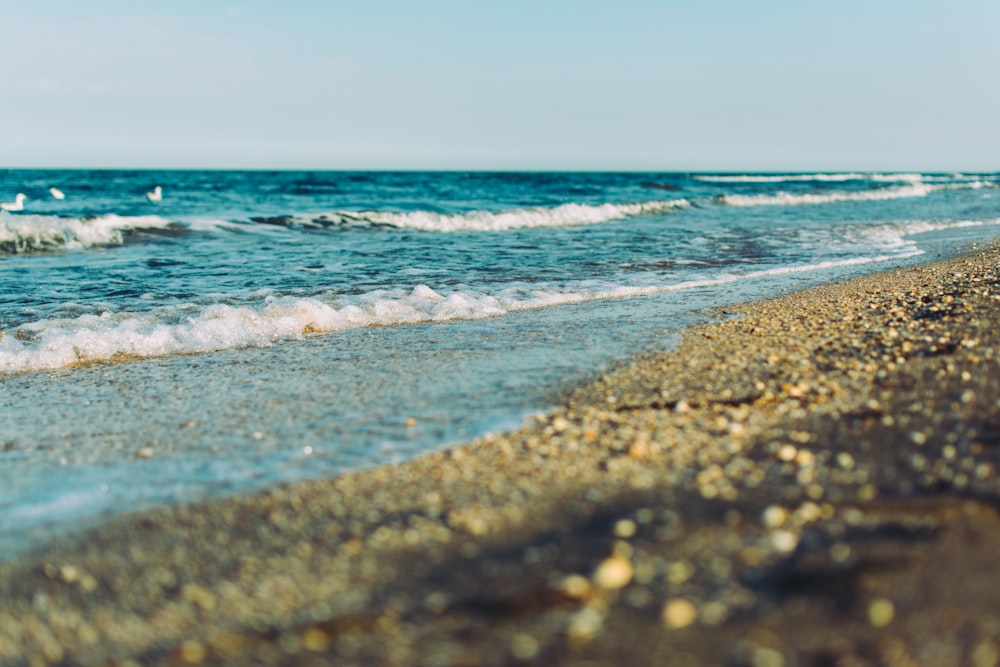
[1,169,998,556]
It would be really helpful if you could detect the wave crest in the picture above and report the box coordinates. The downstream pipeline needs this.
[694,172,927,184]
[280,200,690,232]
[717,183,939,207]
[0,287,575,373]
[0,213,176,255]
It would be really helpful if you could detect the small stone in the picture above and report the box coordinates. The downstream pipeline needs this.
[568,607,604,640]
[762,505,788,528]
[700,600,728,625]
[868,598,894,627]
[179,640,207,664]
[552,416,570,432]
[628,441,650,459]
[795,501,822,523]
[843,507,865,525]
[510,633,539,660]
[753,647,785,667]
[830,542,851,563]
[183,584,217,611]
[301,628,329,653]
[972,642,1000,667]
[662,599,698,629]
[857,484,877,501]
[612,540,634,559]
[593,556,633,590]
[559,574,591,599]
[667,560,694,584]
[778,445,797,462]
[770,530,798,553]
[836,452,855,469]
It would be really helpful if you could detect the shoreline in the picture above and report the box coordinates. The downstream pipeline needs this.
[2,242,1000,665]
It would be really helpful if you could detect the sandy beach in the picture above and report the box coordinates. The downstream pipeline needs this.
[2,241,999,666]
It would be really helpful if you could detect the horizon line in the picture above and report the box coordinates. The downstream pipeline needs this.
[3,166,996,174]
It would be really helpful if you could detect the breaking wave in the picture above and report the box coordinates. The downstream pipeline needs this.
[714,181,997,207]
[0,286,634,372]
[263,199,691,232]
[7,218,990,374]
[0,212,177,255]
[694,172,927,184]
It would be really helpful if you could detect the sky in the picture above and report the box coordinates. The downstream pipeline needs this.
[1,0,998,171]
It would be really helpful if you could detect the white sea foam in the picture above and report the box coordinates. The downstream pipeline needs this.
[0,289,539,373]
[0,247,936,374]
[3,214,995,374]
[854,219,994,252]
[301,199,690,232]
[694,173,927,184]
[0,285,630,372]
[0,212,176,254]
[718,183,937,207]
[717,180,997,208]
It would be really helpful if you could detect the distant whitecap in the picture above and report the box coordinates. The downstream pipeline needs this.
[49,187,66,200]
[294,199,691,232]
[146,186,163,202]
[0,193,27,211]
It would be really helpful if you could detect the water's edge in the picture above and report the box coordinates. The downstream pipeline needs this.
[1,233,987,560]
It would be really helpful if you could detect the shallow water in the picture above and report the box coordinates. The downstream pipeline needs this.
[1,170,998,555]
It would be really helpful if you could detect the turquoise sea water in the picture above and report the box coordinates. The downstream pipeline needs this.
[1,170,998,555]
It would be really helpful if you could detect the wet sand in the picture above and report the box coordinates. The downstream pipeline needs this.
[2,242,999,666]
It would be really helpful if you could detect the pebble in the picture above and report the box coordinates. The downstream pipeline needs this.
[179,640,207,664]
[301,628,329,653]
[762,505,788,528]
[559,574,592,599]
[593,556,633,590]
[770,530,799,553]
[551,416,570,433]
[568,608,605,640]
[510,633,539,660]
[662,599,698,629]
[868,598,895,627]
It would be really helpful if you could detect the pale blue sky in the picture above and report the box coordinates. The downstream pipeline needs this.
[1,1,997,170]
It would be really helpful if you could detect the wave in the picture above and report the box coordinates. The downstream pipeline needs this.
[269,200,691,232]
[0,245,943,375]
[0,212,177,255]
[3,211,994,373]
[855,218,996,252]
[714,181,999,207]
[0,270,842,373]
[693,173,927,184]
[0,287,604,373]
[0,248,927,375]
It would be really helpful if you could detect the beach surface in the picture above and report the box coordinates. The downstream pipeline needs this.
[2,242,1000,667]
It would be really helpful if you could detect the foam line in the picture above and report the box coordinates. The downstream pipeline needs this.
[0,213,175,254]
